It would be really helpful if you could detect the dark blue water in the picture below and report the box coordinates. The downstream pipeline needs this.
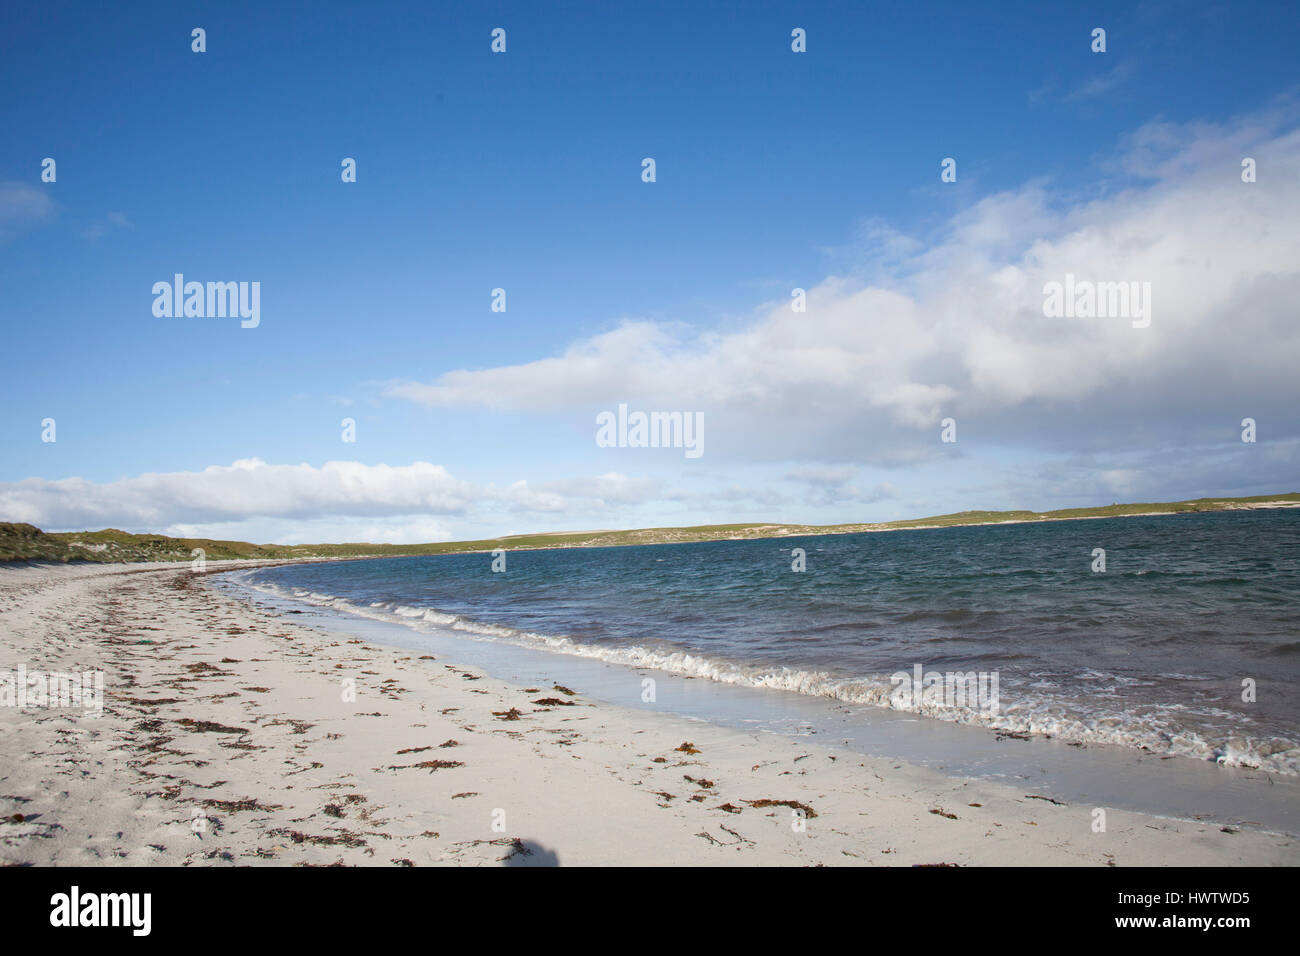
[233,509,1300,774]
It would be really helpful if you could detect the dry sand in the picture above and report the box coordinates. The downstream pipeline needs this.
[1,561,1294,866]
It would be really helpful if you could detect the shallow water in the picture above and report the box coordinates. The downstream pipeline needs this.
[225,510,1300,777]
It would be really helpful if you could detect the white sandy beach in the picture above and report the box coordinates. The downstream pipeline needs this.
[0,560,1294,867]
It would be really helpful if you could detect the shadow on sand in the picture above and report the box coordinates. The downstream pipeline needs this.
[503,839,560,867]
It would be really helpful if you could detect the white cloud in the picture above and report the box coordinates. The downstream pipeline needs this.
[0,459,476,531]
[81,210,132,241]
[0,181,55,240]
[1064,62,1134,102]
[784,465,898,507]
[0,459,731,541]
[385,108,1300,466]
[785,465,859,486]
[165,514,460,547]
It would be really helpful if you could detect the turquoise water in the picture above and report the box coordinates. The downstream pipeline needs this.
[231,509,1300,774]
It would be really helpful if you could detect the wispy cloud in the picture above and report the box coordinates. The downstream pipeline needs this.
[0,181,55,240]
[1063,62,1135,102]
[81,210,132,241]
[784,466,897,506]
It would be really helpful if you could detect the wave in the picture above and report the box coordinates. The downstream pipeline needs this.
[220,569,1300,776]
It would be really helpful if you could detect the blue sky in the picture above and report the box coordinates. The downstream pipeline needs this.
[2,1,1298,542]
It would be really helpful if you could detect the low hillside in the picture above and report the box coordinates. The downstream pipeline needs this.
[2,492,1295,564]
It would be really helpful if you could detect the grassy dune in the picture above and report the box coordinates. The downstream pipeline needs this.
[2,492,1296,564]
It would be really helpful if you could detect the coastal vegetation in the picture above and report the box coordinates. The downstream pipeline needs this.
[2,493,1295,564]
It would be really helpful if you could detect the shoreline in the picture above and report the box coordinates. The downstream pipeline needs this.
[220,563,1300,834]
[1,561,1295,865]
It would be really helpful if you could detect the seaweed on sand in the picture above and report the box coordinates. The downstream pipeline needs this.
[176,718,249,735]
[744,798,817,818]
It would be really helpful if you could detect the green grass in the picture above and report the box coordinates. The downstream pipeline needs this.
[2,492,1296,564]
